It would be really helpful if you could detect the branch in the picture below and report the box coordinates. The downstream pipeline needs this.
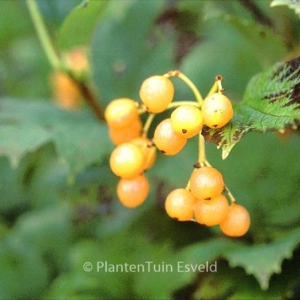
[68,73,105,121]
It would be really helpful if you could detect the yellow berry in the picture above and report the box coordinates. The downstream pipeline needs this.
[201,93,233,128]
[219,203,251,237]
[139,75,174,113]
[190,166,224,200]
[109,143,144,179]
[194,194,229,226]
[105,98,139,129]
[165,188,196,221]
[109,118,142,145]
[171,105,203,138]
[117,175,149,208]
[153,118,187,155]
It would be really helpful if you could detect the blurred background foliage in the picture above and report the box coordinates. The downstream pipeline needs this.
[0,0,300,299]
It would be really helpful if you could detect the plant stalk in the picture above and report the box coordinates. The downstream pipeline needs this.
[26,0,61,70]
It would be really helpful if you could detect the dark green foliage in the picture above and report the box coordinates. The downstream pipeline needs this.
[0,0,300,299]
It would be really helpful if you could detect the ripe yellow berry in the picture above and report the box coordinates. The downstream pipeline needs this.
[201,93,233,128]
[109,143,144,179]
[219,203,251,237]
[108,118,142,145]
[105,98,139,129]
[165,188,196,221]
[117,175,149,208]
[139,75,174,113]
[153,118,187,155]
[190,166,224,200]
[194,195,229,226]
[171,105,203,138]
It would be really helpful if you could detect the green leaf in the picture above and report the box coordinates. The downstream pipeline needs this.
[271,0,300,17]
[0,157,29,213]
[0,125,52,168]
[224,229,300,290]
[0,237,48,299]
[180,8,286,102]
[204,12,287,67]
[195,259,288,300]
[0,99,112,176]
[175,238,237,282]
[36,0,83,23]
[12,203,72,269]
[0,1,32,46]
[57,0,108,50]
[203,56,300,158]
[91,0,175,107]
[216,132,300,238]
[53,116,111,176]
[133,242,184,300]
[46,236,138,299]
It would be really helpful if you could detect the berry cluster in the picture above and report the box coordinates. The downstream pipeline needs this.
[105,71,250,237]
[165,166,250,237]
[106,98,156,208]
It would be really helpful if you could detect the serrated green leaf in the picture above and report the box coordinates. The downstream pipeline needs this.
[0,99,112,176]
[175,237,238,281]
[203,56,300,158]
[224,229,300,290]
[57,0,108,50]
[271,0,300,17]
[178,238,237,264]
[196,259,289,300]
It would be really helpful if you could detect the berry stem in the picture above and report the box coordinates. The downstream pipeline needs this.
[138,106,147,114]
[26,0,61,70]
[27,0,105,121]
[165,70,203,106]
[142,113,155,137]
[206,75,224,97]
[139,101,200,116]
[216,75,225,93]
[207,81,218,97]
[198,133,207,166]
[67,72,105,121]
[225,187,236,204]
[177,73,204,105]
[167,101,200,109]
